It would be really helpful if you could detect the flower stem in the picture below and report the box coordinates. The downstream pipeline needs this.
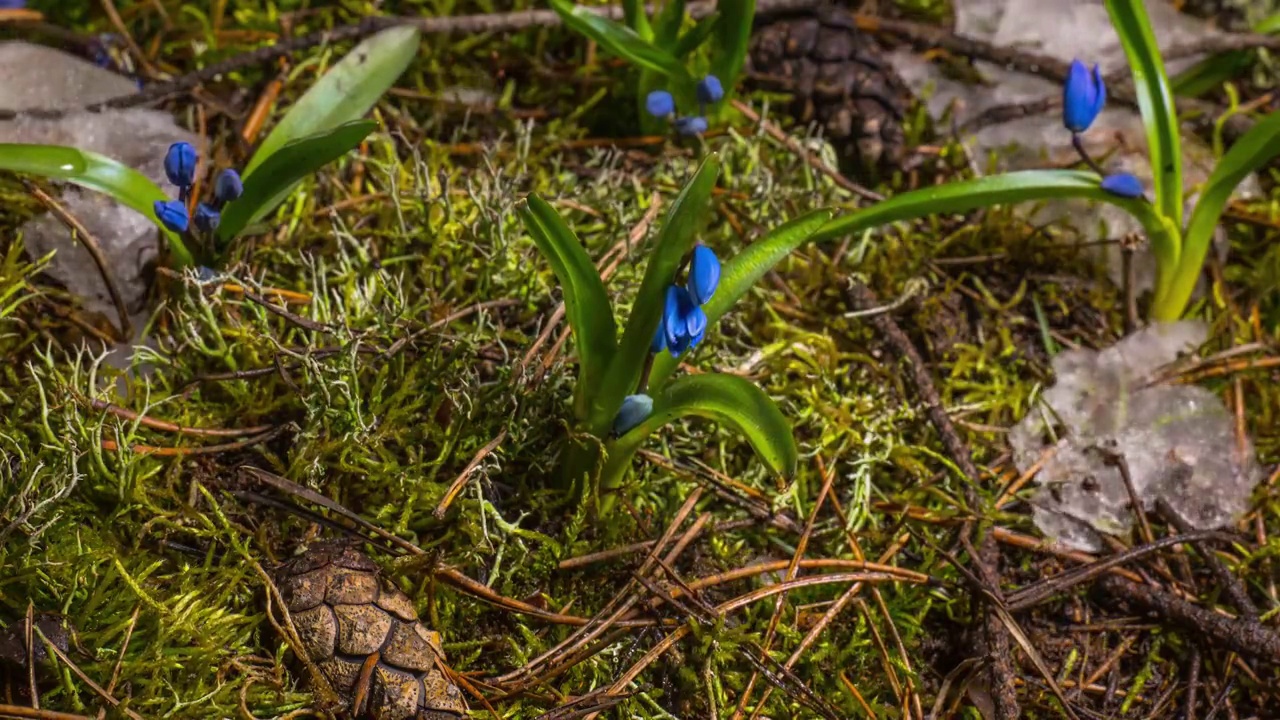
[1071,133,1107,177]
[636,352,656,394]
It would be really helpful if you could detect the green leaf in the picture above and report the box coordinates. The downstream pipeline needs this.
[648,208,832,391]
[216,120,375,241]
[604,373,798,488]
[551,0,690,82]
[590,154,720,436]
[518,194,619,420]
[1105,0,1183,226]
[0,143,193,268]
[1156,110,1280,321]
[244,25,420,176]
[623,0,654,40]
[1170,13,1280,98]
[709,0,755,97]
[673,12,720,60]
[654,0,688,50]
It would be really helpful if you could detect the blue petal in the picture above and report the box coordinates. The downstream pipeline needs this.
[696,75,724,105]
[0,0,27,7]
[688,244,720,305]
[613,394,654,435]
[163,142,197,189]
[1063,59,1105,133]
[214,169,243,205]
[1100,173,1144,199]
[651,312,667,354]
[688,323,706,350]
[668,331,691,357]
[153,199,189,233]
[663,285,686,349]
[646,90,675,118]
[674,116,709,136]
[194,203,221,233]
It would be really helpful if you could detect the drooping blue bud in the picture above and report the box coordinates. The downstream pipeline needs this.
[613,394,654,436]
[194,203,221,233]
[674,116,709,136]
[663,285,688,350]
[687,244,720,305]
[214,169,243,204]
[646,90,675,118]
[163,142,197,189]
[1062,59,1106,133]
[153,199,189,233]
[1100,173,1144,199]
[684,304,707,342]
[696,75,724,105]
[651,314,668,354]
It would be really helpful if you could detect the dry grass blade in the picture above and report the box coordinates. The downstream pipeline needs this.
[434,429,507,518]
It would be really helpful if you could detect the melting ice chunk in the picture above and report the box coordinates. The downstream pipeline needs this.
[1009,321,1259,551]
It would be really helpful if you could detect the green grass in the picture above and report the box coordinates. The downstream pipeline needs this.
[1,1,1279,718]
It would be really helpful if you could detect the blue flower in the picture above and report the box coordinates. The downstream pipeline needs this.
[214,169,243,205]
[194,203,221,233]
[697,75,724,105]
[661,285,707,357]
[688,244,720,305]
[1100,173,1144,199]
[651,315,668,354]
[153,199,189,233]
[0,0,27,7]
[1063,59,1106,133]
[646,90,675,118]
[163,142,197,189]
[613,394,654,435]
[674,116,708,136]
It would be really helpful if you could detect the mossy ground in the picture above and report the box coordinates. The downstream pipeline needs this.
[2,1,1280,718]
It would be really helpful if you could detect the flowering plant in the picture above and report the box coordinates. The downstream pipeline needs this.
[519,154,820,510]
[550,0,752,135]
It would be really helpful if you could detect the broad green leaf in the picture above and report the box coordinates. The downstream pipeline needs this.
[1105,0,1183,226]
[0,143,193,268]
[1156,110,1280,321]
[648,209,832,391]
[217,120,375,241]
[590,154,720,436]
[709,0,755,98]
[604,372,798,486]
[518,195,619,420]
[244,25,420,176]
[654,0,688,50]
[673,13,721,60]
[551,0,690,82]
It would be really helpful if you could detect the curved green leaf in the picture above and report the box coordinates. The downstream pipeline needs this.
[654,0,688,50]
[1105,0,1183,226]
[518,195,619,420]
[590,154,721,435]
[0,143,193,268]
[673,13,720,60]
[551,0,690,82]
[648,208,833,391]
[624,0,654,40]
[245,25,420,176]
[1156,110,1280,321]
[217,120,376,241]
[602,373,797,492]
[710,0,754,97]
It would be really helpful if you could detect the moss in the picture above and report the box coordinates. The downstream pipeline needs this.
[2,1,1280,718]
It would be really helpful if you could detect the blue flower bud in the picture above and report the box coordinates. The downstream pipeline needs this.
[613,394,654,436]
[163,142,197,189]
[687,244,720,305]
[674,116,709,136]
[651,315,667,354]
[194,203,221,233]
[646,90,675,118]
[697,75,724,105]
[153,199,189,233]
[684,304,707,342]
[1063,59,1106,133]
[1099,173,1144,199]
[214,169,243,204]
[663,285,688,350]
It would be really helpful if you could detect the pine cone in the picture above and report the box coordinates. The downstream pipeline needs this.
[747,5,912,179]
